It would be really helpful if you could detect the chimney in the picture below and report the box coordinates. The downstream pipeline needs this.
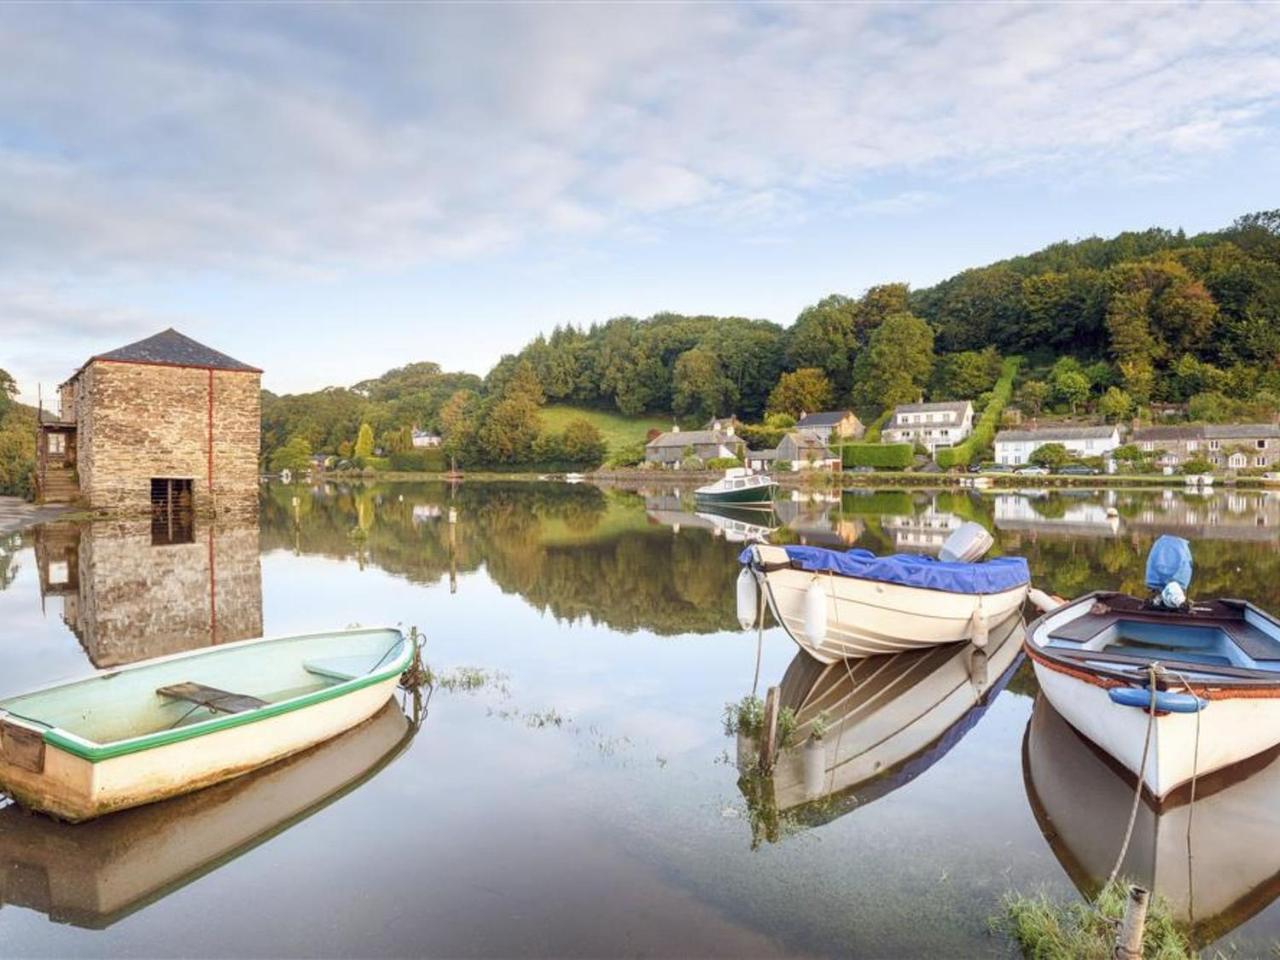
[725,423,735,437]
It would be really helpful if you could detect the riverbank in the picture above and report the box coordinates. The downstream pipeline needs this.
[307,468,1270,493]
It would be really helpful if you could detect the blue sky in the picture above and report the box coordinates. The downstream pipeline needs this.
[3,3,1278,404]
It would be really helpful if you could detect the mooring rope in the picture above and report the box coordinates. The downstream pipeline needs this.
[1167,666,1204,925]
[1103,661,1160,891]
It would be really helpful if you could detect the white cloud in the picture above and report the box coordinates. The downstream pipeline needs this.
[1,1,1278,382]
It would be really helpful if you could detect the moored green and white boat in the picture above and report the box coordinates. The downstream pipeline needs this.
[0,627,414,822]
[694,468,776,505]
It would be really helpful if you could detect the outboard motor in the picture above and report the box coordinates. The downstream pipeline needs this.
[1145,534,1193,609]
[938,522,994,564]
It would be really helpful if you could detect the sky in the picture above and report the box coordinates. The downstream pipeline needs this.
[2,2,1279,405]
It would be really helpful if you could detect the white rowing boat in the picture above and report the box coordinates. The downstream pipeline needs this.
[1026,586,1280,801]
[739,525,1029,662]
[0,627,414,821]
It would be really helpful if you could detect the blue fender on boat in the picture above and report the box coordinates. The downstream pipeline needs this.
[1108,686,1207,713]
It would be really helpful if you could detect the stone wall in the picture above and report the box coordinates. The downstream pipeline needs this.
[78,361,260,514]
[64,517,263,668]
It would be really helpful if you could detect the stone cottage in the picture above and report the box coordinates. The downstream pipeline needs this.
[37,329,261,514]
[644,425,743,468]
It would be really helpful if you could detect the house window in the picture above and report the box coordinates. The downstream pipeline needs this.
[1258,440,1268,450]
[1258,456,1269,467]
[47,433,66,455]
[1187,441,1198,452]
[1141,442,1153,452]
[1209,440,1220,451]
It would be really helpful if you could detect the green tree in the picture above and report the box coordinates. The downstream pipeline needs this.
[475,395,542,463]
[1029,442,1070,469]
[1051,370,1090,414]
[1018,380,1051,416]
[672,348,732,421]
[851,312,935,412]
[0,369,15,421]
[767,368,834,418]
[270,436,313,476]
[1098,387,1133,422]
[785,294,859,390]
[932,347,1001,400]
[354,422,375,461]
[560,419,608,466]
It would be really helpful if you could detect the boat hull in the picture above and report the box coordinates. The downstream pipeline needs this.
[754,551,1027,662]
[694,485,775,505]
[1031,659,1280,801]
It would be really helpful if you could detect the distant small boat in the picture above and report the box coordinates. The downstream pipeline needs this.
[1026,581,1280,801]
[564,472,586,484]
[695,468,776,505]
[0,627,414,821]
[739,523,1030,662]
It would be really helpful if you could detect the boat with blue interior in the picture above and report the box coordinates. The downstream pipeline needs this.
[1026,535,1280,800]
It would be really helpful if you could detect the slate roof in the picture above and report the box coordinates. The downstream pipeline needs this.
[996,425,1119,443]
[889,401,971,425]
[646,429,735,449]
[1131,423,1280,442]
[797,410,854,427]
[87,329,260,373]
[778,430,835,458]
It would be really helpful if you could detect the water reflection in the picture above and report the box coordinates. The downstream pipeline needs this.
[32,518,263,668]
[1023,697,1280,945]
[737,613,1026,846]
[0,699,418,930]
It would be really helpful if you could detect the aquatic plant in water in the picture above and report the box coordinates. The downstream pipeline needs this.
[990,881,1194,959]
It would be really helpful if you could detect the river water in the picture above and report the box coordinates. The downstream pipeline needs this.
[2,481,1280,957]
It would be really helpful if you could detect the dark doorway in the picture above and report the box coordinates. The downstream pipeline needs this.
[150,478,195,545]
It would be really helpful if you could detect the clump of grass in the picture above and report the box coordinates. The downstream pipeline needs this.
[991,881,1194,959]
[723,695,765,738]
[775,706,800,750]
[436,666,509,695]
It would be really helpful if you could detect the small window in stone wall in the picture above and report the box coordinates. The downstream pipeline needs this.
[150,478,195,546]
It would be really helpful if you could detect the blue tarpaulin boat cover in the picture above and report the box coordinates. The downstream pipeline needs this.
[1145,535,1193,592]
[740,545,1030,595]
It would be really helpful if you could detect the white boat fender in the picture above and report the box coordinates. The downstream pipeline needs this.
[970,606,989,649]
[968,646,989,693]
[803,579,828,647]
[736,567,759,630]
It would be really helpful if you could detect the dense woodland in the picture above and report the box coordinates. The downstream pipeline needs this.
[260,210,1280,470]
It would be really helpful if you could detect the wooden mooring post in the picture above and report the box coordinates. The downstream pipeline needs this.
[1113,885,1149,960]
[758,685,780,772]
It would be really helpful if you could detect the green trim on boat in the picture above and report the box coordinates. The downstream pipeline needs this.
[38,636,415,764]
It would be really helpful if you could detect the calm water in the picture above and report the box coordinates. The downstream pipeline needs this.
[3,482,1280,957]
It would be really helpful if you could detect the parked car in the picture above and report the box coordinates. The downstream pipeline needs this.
[979,463,1005,473]
[1057,465,1100,476]
[1015,466,1050,476]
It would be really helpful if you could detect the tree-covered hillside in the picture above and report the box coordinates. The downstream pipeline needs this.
[260,210,1280,469]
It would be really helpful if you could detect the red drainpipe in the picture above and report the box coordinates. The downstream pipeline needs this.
[207,369,214,501]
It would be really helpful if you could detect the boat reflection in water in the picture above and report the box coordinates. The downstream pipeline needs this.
[0,698,419,929]
[693,504,777,544]
[1023,696,1280,945]
[739,612,1024,844]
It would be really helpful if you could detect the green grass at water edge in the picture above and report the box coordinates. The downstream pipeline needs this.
[540,404,677,455]
[991,881,1195,960]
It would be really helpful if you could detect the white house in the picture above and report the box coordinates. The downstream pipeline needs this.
[883,401,974,453]
[994,425,1122,466]
[412,429,442,448]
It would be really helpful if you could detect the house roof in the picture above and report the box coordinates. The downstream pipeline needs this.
[779,430,835,456]
[797,410,854,427]
[890,401,971,423]
[1131,423,1280,442]
[996,425,1118,443]
[83,329,261,374]
[646,429,735,449]
[701,415,741,430]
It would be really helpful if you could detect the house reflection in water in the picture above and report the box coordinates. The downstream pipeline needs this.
[34,514,263,668]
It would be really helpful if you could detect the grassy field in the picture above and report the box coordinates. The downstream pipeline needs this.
[540,404,675,454]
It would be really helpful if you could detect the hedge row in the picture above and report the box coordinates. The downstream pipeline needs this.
[388,449,448,472]
[936,357,1021,470]
[841,442,914,469]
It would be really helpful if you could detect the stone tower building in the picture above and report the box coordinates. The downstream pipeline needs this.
[37,329,261,514]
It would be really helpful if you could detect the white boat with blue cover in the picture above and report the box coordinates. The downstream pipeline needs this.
[739,523,1030,662]
[1026,535,1280,801]
[0,627,414,821]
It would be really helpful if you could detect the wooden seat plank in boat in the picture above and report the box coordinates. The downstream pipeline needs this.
[157,682,268,715]
[302,656,377,683]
